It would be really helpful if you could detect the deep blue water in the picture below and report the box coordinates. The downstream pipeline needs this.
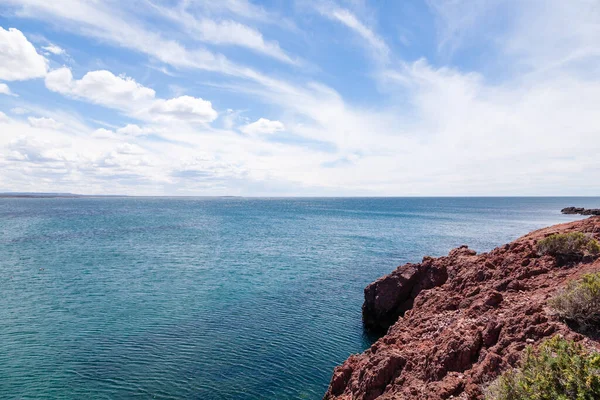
[0,197,598,399]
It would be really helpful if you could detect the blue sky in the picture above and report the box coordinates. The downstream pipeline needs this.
[0,0,599,196]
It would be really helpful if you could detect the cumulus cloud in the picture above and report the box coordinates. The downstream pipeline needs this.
[28,116,63,129]
[7,136,58,162]
[0,119,171,192]
[45,67,218,123]
[0,27,48,81]
[4,135,85,172]
[0,111,9,123]
[45,68,156,109]
[116,124,147,136]
[92,124,152,139]
[113,143,146,155]
[241,118,285,135]
[149,96,218,123]
[0,83,15,96]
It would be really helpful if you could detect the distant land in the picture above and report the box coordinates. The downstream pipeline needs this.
[0,192,125,198]
[0,193,246,199]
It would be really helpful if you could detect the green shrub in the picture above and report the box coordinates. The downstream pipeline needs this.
[549,273,600,328]
[536,232,600,258]
[486,336,600,400]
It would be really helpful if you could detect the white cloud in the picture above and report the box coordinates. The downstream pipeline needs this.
[10,107,29,115]
[503,0,600,73]
[45,68,156,109]
[0,27,47,81]
[188,0,273,22]
[42,43,65,55]
[152,4,297,65]
[425,0,494,55]
[6,136,68,163]
[241,118,285,135]
[114,143,146,155]
[317,6,389,62]
[190,19,296,64]
[0,119,158,191]
[222,109,243,130]
[426,0,600,72]
[28,116,63,129]
[45,68,218,123]
[172,153,247,182]
[0,111,9,123]
[0,83,16,96]
[6,0,267,82]
[0,116,257,194]
[4,0,316,102]
[92,124,152,139]
[1,0,600,196]
[116,124,146,136]
[92,128,117,139]
[150,96,218,123]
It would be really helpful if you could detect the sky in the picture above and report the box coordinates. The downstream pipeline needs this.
[0,0,599,196]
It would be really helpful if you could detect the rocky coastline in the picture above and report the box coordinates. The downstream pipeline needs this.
[324,217,600,400]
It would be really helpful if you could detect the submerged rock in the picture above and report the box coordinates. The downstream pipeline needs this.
[325,217,600,400]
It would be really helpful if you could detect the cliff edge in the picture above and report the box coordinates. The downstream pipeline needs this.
[325,217,600,400]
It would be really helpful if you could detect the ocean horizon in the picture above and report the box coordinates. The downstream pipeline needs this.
[1,197,598,399]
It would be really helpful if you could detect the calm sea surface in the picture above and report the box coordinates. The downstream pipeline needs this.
[1,197,598,399]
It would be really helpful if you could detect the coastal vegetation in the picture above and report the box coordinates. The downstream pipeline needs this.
[489,271,600,399]
[536,232,600,258]
[549,272,600,328]
[486,336,600,400]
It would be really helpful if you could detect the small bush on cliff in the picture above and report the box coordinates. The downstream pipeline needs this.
[536,232,600,258]
[486,336,600,400]
[549,272,600,328]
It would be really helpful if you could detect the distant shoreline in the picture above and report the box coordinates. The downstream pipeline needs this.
[0,193,127,199]
[1,193,599,199]
[0,193,245,199]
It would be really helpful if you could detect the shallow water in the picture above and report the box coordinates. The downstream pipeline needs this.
[0,197,597,399]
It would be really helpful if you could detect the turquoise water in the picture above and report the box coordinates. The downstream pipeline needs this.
[1,197,597,399]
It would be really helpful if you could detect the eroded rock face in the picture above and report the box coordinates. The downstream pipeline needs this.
[325,217,600,400]
[362,260,448,333]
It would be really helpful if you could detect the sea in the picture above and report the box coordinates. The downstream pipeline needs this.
[1,197,598,399]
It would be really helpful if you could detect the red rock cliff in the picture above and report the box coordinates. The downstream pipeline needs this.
[325,217,600,400]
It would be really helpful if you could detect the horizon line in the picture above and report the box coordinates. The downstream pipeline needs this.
[1,192,599,199]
